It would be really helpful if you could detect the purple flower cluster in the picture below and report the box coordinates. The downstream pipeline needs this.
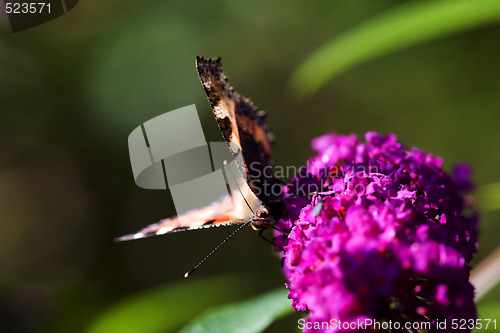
[274,132,478,332]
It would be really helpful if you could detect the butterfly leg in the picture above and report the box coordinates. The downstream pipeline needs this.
[258,229,285,252]
[270,225,289,236]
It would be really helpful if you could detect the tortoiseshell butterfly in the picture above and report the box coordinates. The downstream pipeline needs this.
[117,57,284,255]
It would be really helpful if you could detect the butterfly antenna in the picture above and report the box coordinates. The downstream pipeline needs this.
[223,160,255,214]
[185,160,257,278]
[184,219,251,278]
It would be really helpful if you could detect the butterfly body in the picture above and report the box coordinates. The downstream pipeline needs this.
[248,205,279,230]
[117,56,282,242]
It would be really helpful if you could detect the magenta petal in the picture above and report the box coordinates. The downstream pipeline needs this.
[275,131,478,332]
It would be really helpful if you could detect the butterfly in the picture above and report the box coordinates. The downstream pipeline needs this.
[117,56,284,248]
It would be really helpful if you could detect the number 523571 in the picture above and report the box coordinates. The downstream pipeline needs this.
[4,2,51,14]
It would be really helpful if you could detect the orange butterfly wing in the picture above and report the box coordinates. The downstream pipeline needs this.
[116,194,249,241]
[196,56,280,203]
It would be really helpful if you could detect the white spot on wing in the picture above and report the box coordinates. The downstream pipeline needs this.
[157,228,169,235]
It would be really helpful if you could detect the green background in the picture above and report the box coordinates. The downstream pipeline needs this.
[1,1,499,332]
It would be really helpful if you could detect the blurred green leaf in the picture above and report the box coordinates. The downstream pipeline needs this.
[476,182,500,212]
[473,254,500,333]
[86,275,248,333]
[179,287,293,333]
[475,302,500,332]
[290,0,500,98]
[478,302,500,318]
[85,6,206,133]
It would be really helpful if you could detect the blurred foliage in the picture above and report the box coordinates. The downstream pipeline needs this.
[476,281,500,332]
[87,275,251,333]
[1,0,500,332]
[291,0,500,97]
[477,182,500,212]
[178,288,291,333]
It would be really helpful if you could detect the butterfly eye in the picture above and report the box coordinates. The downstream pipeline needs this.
[257,207,270,218]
